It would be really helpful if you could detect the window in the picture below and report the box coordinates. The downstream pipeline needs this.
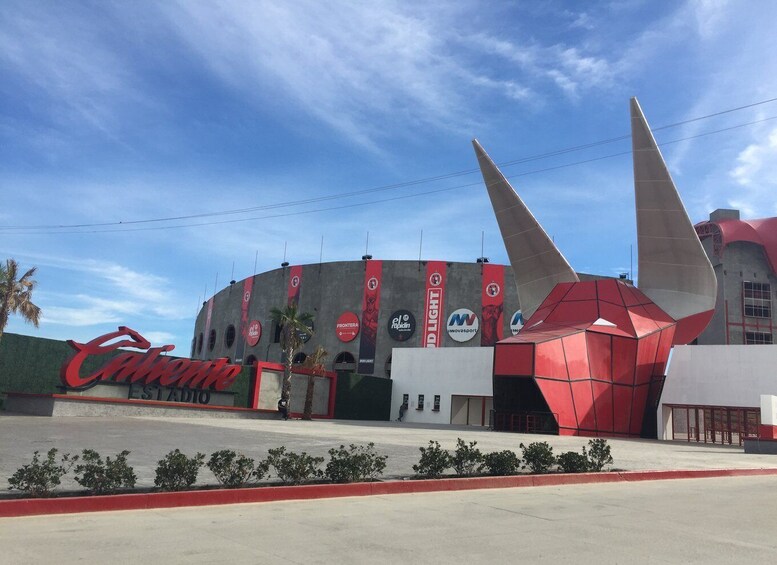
[197,332,203,354]
[208,329,216,351]
[292,352,307,365]
[417,394,425,410]
[190,338,196,358]
[384,355,392,377]
[244,355,257,366]
[745,331,773,344]
[333,352,356,372]
[743,281,771,318]
[224,324,236,348]
[433,395,441,412]
[402,393,409,406]
[273,321,282,343]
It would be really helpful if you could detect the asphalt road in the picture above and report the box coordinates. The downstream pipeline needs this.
[2,476,776,564]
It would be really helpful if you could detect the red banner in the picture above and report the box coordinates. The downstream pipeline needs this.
[234,277,254,363]
[481,263,505,346]
[423,261,446,347]
[287,265,302,306]
[201,297,214,359]
[357,260,383,374]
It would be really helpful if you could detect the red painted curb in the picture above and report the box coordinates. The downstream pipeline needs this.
[2,468,777,518]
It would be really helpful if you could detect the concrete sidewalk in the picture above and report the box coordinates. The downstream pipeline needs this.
[3,476,777,564]
[1,413,775,491]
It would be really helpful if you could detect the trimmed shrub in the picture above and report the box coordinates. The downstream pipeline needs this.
[8,448,77,497]
[266,447,324,485]
[325,443,387,483]
[412,440,451,479]
[585,439,614,472]
[520,441,556,474]
[207,449,269,488]
[154,449,205,491]
[74,449,136,494]
[451,438,484,477]
[483,450,521,476]
[557,451,590,473]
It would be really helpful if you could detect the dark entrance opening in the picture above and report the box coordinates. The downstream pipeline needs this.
[492,376,558,434]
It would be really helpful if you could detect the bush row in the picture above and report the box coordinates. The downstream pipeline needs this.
[7,439,613,497]
[412,438,613,478]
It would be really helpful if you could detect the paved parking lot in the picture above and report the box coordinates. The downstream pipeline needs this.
[2,413,776,490]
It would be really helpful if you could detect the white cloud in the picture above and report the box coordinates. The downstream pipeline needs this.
[730,128,777,186]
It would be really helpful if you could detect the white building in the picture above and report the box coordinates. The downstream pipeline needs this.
[658,344,777,445]
[390,347,493,426]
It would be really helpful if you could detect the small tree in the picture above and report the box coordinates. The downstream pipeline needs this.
[520,441,556,474]
[412,440,451,479]
[557,451,590,473]
[270,304,314,409]
[154,449,205,491]
[584,439,614,472]
[302,345,328,420]
[207,449,269,488]
[266,447,324,485]
[0,258,42,344]
[483,450,521,476]
[74,450,136,494]
[325,443,387,483]
[8,449,77,497]
[451,438,484,477]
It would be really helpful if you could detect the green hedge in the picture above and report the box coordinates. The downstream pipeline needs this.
[0,333,253,408]
[334,372,392,421]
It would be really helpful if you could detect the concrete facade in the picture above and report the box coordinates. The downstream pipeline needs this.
[389,347,493,425]
[658,344,777,439]
[193,260,522,376]
[696,209,777,346]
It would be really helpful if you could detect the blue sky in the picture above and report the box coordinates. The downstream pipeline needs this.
[2,0,777,353]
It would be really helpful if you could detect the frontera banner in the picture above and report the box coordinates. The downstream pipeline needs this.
[60,327,242,391]
[357,260,383,374]
[481,263,505,346]
[423,261,446,347]
[287,265,302,306]
[234,276,254,364]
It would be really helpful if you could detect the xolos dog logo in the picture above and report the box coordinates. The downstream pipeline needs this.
[60,326,241,391]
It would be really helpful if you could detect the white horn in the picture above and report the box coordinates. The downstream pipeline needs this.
[473,139,578,319]
[631,97,717,342]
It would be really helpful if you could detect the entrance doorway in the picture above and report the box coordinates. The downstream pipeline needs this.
[450,395,492,427]
[669,405,760,446]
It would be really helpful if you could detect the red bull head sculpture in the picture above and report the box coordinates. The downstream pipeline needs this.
[474,98,717,437]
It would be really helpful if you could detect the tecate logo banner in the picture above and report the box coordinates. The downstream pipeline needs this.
[510,310,524,335]
[446,308,479,342]
[387,310,415,341]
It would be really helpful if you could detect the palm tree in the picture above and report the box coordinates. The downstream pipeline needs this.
[0,259,42,344]
[302,345,328,420]
[269,304,314,410]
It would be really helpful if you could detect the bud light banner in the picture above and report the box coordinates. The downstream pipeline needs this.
[287,265,302,306]
[481,263,505,346]
[234,277,254,364]
[357,260,383,374]
[200,297,213,360]
[423,261,446,347]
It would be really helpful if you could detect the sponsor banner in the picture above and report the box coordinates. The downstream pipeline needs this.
[287,265,302,306]
[422,261,446,347]
[336,311,360,342]
[246,320,262,346]
[201,297,214,360]
[234,277,255,363]
[387,310,416,342]
[447,308,479,342]
[510,310,524,335]
[481,263,505,346]
[357,260,383,374]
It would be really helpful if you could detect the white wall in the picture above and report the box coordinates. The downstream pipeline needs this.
[658,345,777,439]
[390,347,493,425]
